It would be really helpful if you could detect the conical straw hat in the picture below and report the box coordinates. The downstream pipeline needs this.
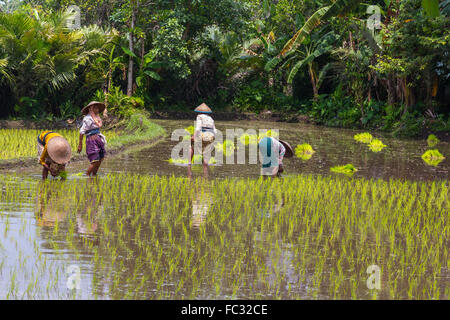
[279,139,294,158]
[47,136,72,164]
[81,101,106,115]
[194,103,212,114]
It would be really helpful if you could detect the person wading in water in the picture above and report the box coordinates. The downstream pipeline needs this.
[188,103,217,178]
[37,131,72,180]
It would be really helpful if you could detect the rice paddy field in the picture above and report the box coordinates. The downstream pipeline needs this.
[0,120,448,300]
[0,129,122,160]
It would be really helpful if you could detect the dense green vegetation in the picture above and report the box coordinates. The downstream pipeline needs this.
[0,0,449,136]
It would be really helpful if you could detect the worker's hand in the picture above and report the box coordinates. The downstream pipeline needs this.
[77,144,82,153]
[103,108,108,118]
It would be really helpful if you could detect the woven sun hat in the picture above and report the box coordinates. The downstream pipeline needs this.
[81,101,106,115]
[279,139,294,158]
[194,103,212,114]
[47,136,72,164]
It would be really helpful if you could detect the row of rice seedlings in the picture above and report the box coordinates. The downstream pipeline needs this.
[0,173,447,299]
[0,129,122,160]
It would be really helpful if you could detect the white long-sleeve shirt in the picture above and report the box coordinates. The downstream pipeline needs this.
[195,114,216,135]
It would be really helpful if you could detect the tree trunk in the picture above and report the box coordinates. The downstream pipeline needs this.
[127,0,136,97]
[309,65,318,99]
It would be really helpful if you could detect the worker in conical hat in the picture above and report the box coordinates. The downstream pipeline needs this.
[190,103,217,176]
[37,131,71,180]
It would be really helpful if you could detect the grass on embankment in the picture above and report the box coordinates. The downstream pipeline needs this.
[107,112,166,149]
[0,111,166,169]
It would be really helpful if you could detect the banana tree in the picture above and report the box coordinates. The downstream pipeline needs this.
[274,31,338,98]
[276,0,363,58]
[134,51,164,101]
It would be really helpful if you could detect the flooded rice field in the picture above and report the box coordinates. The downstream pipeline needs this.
[63,120,449,181]
[0,120,448,299]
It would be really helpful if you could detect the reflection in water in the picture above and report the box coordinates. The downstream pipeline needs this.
[76,185,102,240]
[258,187,284,219]
[35,179,102,240]
[191,184,212,228]
[36,183,69,227]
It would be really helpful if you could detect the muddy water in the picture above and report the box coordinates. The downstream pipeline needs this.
[0,120,448,300]
[60,119,449,181]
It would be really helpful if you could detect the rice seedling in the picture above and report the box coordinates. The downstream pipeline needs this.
[295,143,316,161]
[421,149,445,167]
[184,126,195,136]
[215,139,235,156]
[239,133,258,146]
[330,164,358,175]
[368,139,387,152]
[427,134,440,147]
[354,132,373,144]
[58,171,67,179]
[258,130,279,140]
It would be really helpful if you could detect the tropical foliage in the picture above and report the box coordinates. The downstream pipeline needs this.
[0,0,448,136]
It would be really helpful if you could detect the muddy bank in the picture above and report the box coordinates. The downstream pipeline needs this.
[150,110,449,141]
[150,110,305,123]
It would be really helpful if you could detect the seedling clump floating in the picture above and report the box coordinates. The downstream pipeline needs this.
[427,134,439,147]
[295,144,316,161]
[354,132,373,144]
[421,149,445,167]
[330,164,358,175]
[368,139,387,152]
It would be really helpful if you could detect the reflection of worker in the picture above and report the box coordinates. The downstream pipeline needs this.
[76,180,103,238]
[258,190,284,218]
[36,187,69,227]
[37,131,71,180]
[259,137,293,177]
[191,187,212,228]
